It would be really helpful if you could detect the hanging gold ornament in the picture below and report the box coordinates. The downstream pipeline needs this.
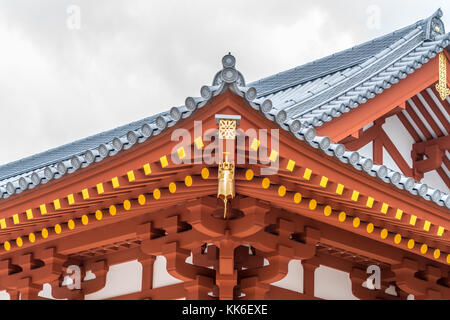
[218,152,235,219]
[215,114,240,219]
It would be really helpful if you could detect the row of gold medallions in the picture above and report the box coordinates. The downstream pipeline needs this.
[1,170,203,252]
[0,138,212,252]
[244,167,449,265]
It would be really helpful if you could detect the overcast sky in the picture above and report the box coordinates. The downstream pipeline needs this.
[0,0,449,165]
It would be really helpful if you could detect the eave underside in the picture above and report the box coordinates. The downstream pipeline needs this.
[0,161,448,300]
[0,93,448,300]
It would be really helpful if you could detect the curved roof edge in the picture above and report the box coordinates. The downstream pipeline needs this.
[0,53,448,211]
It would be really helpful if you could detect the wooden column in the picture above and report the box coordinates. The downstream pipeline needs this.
[215,233,238,300]
[184,275,214,300]
[138,255,156,291]
[17,278,41,300]
[7,289,20,300]
[240,277,270,300]
[301,259,319,297]
[373,138,383,165]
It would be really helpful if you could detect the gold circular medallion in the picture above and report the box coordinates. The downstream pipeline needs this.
[54,224,62,234]
[309,199,317,211]
[138,194,146,205]
[95,210,103,220]
[434,249,441,259]
[201,168,209,179]
[294,193,302,204]
[81,215,89,226]
[153,189,161,200]
[420,244,428,254]
[278,185,287,197]
[262,178,270,189]
[109,205,117,216]
[123,200,131,211]
[185,176,193,187]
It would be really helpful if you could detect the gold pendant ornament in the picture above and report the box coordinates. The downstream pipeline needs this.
[436,52,450,100]
[218,152,235,219]
[216,114,240,219]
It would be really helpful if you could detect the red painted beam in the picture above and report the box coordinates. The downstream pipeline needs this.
[413,135,450,154]
[379,129,413,177]
[412,136,449,177]
[343,124,380,151]
[414,144,444,173]
[410,95,444,137]
[396,112,422,143]
[405,100,433,140]
[420,89,450,134]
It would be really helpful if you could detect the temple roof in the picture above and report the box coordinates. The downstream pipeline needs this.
[0,9,449,209]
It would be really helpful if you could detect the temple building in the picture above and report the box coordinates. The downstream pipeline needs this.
[0,9,449,300]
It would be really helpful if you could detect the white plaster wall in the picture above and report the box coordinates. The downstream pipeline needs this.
[315,265,357,300]
[271,260,303,293]
[423,170,450,193]
[271,260,358,300]
[383,147,402,174]
[0,290,9,300]
[153,255,183,289]
[358,141,372,160]
[38,283,60,300]
[85,260,142,300]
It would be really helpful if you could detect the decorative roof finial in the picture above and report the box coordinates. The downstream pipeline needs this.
[222,53,236,68]
[212,53,246,86]
[424,8,445,40]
